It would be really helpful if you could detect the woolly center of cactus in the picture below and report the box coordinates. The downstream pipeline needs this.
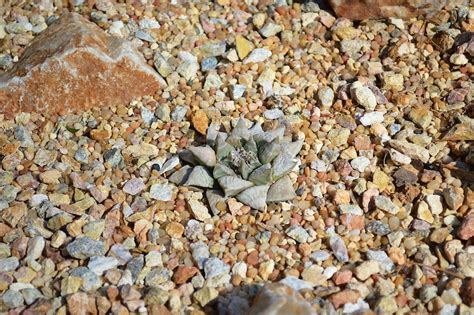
[230,148,258,169]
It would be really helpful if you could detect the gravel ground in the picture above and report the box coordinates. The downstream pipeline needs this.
[0,0,473,314]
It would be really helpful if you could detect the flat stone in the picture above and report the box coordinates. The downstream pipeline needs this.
[88,256,119,275]
[123,178,145,196]
[389,140,429,162]
[66,237,106,259]
[0,13,165,118]
[355,260,380,280]
[149,183,175,201]
[0,257,19,272]
[374,196,400,214]
[286,225,309,243]
[188,199,211,221]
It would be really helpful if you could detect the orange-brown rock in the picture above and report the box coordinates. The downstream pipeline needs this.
[327,0,468,20]
[249,283,316,315]
[0,13,165,119]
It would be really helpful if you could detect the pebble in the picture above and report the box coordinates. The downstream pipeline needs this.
[318,86,334,108]
[286,225,309,243]
[360,111,384,126]
[243,48,272,64]
[351,82,377,110]
[329,235,349,263]
[355,260,380,280]
[66,237,106,259]
[374,196,400,214]
[149,183,175,201]
[123,178,145,195]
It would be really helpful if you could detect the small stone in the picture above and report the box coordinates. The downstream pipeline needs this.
[382,72,404,91]
[450,53,468,65]
[0,257,19,272]
[259,22,282,38]
[123,178,145,195]
[194,287,218,307]
[22,288,43,305]
[417,201,434,223]
[103,148,123,168]
[339,204,364,216]
[372,170,391,191]
[329,290,360,309]
[360,111,384,126]
[366,221,391,236]
[374,196,400,214]
[70,267,102,291]
[123,143,159,158]
[408,107,433,129]
[188,199,211,221]
[393,167,417,187]
[156,104,171,122]
[366,250,394,273]
[375,296,398,314]
[235,35,253,59]
[66,237,106,259]
[88,256,119,276]
[26,236,45,261]
[327,128,350,146]
[2,289,24,309]
[333,270,352,285]
[351,157,370,172]
[61,276,83,295]
[389,140,429,163]
[243,48,272,64]
[329,235,349,263]
[149,183,175,201]
[201,57,218,72]
[145,287,169,305]
[191,241,210,269]
[351,82,376,110]
[192,110,209,135]
[301,265,325,286]
[140,107,155,125]
[426,195,443,215]
[443,187,464,210]
[286,225,309,243]
[355,260,380,280]
[458,214,474,240]
[173,266,199,284]
[420,284,438,303]
[165,222,184,238]
[204,257,230,287]
[318,86,334,108]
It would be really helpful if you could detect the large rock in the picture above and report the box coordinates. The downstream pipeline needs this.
[0,13,165,118]
[327,0,468,20]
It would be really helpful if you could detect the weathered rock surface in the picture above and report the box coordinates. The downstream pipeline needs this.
[0,13,165,118]
[327,0,468,20]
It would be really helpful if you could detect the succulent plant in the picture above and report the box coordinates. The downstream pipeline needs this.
[169,118,303,211]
